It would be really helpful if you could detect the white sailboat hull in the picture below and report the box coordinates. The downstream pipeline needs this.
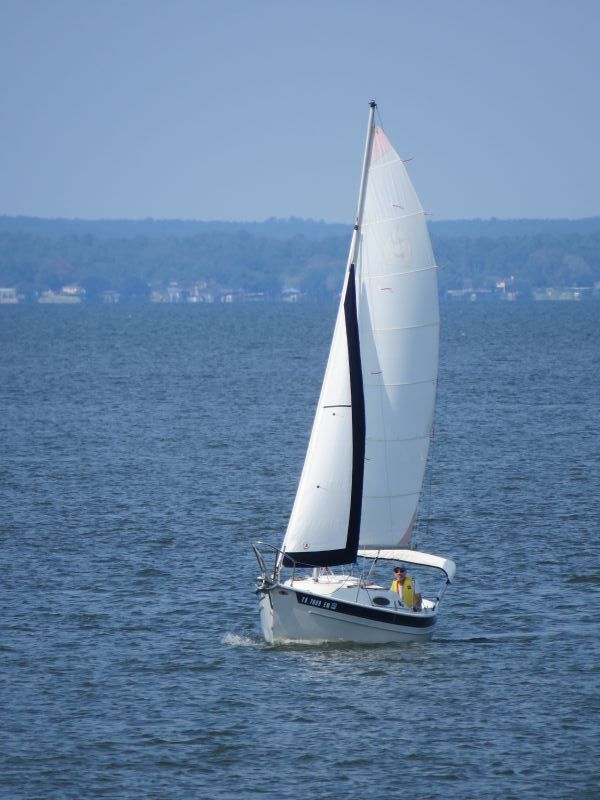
[258,580,437,645]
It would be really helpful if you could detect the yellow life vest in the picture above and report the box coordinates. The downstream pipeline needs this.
[391,576,415,607]
[402,576,414,609]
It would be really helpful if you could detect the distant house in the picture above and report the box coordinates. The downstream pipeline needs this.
[188,284,203,303]
[495,278,519,302]
[0,288,18,304]
[38,285,85,303]
[101,291,120,304]
[533,287,592,301]
[62,285,85,297]
[282,287,304,303]
[187,281,213,303]
[167,282,182,303]
[220,289,245,303]
[446,288,493,302]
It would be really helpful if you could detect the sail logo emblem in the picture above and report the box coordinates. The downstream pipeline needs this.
[384,232,411,266]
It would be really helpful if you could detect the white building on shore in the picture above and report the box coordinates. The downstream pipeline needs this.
[0,288,18,304]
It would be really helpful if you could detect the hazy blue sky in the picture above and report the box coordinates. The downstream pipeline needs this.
[1,0,599,222]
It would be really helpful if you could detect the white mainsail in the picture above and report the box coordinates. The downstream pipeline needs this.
[281,117,438,565]
[358,127,439,547]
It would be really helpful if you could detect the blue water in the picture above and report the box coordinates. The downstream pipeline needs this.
[1,302,598,799]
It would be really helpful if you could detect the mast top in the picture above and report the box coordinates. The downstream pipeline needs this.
[369,100,377,109]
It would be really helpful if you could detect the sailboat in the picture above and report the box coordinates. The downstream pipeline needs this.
[253,102,455,644]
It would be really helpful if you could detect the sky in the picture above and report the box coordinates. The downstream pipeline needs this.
[1,0,599,222]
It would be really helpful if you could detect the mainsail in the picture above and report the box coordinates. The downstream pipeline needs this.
[357,127,439,548]
[282,113,439,566]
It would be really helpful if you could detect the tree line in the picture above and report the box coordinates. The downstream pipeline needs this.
[1,216,599,301]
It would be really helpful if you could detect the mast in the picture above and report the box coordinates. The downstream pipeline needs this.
[347,100,377,275]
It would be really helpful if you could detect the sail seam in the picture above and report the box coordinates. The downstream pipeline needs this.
[371,320,439,333]
[362,210,426,227]
[367,433,431,443]
[364,491,421,499]
[365,377,437,388]
[364,265,439,279]
[369,153,402,170]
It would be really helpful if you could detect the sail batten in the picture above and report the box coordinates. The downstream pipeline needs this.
[367,434,432,443]
[364,491,421,499]
[362,211,428,227]
[367,378,437,387]
[365,265,439,279]
[369,157,403,170]
[371,321,439,334]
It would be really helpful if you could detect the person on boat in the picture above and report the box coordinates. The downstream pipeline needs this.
[391,566,422,611]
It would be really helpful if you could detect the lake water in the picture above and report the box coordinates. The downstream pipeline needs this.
[1,302,598,799]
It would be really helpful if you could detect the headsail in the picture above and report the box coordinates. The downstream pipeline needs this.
[280,263,365,567]
[281,106,439,566]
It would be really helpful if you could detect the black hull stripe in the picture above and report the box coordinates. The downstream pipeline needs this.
[295,591,436,629]
[284,265,365,569]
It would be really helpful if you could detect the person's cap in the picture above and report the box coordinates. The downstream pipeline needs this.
[394,566,407,572]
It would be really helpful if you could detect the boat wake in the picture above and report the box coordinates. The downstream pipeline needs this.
[220,632,263,648]
[435,628,591,645]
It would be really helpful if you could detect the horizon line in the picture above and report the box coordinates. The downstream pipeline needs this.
[1,213,599,225]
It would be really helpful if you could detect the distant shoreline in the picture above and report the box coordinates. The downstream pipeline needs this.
[2,215,599,304]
